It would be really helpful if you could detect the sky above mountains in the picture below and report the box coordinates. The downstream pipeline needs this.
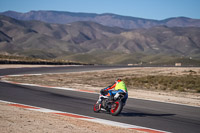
[0,0,199,20]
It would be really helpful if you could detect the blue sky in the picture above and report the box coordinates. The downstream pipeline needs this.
[0,0,199,20]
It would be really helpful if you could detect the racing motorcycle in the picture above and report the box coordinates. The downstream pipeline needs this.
[93,90,126,116]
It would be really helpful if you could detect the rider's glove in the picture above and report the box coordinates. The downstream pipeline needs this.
[100,89,105,94]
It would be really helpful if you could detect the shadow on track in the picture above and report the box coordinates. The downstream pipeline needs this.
[120,112,175,117]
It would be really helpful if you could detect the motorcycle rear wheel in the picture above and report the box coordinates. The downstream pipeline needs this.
[110,100,123,116]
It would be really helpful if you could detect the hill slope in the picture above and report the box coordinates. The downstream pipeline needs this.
[0,15,200,65]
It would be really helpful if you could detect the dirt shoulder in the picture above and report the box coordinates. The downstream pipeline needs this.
[0,102,142,133]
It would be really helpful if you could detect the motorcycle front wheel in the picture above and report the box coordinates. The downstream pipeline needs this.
[93,103,101,113]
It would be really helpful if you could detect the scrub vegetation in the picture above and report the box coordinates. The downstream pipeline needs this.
[124,74,200,93]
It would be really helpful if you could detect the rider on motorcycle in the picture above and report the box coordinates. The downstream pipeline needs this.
[101,78,128,105]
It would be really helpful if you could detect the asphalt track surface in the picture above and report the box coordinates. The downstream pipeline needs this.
[0,66,200,133]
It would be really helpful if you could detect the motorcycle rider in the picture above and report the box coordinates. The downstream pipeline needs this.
[101,78,128,105]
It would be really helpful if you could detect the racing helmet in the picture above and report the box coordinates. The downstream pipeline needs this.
[115,78,122,83]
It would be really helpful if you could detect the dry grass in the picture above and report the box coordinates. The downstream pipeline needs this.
[124,74,200,92]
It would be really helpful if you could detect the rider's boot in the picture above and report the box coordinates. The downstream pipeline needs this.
[97,98,102,104]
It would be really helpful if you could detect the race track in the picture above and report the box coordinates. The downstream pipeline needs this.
[0,66,200,133]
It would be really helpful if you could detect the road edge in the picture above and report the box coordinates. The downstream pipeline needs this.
[0,100,170,133]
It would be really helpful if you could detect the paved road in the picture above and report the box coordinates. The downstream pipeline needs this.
[0,66,200,133]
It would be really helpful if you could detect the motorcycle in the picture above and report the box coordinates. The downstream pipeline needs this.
[93,90,126,116]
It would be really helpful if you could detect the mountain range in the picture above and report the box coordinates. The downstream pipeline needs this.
[0,11,200,65]
[1,10,200,29]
